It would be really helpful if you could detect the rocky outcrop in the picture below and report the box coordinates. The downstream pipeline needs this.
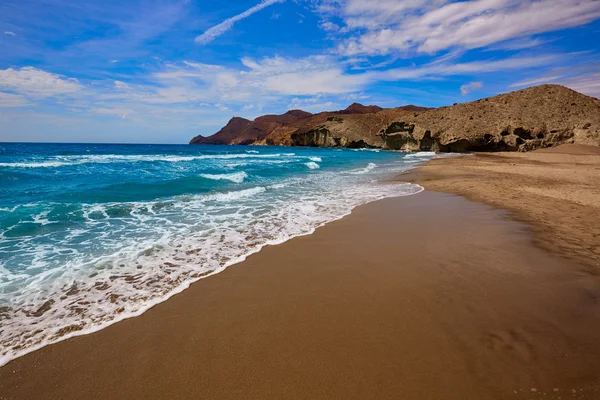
[189,110,313,145]
[191,86,600,152]
[190,117,252,145]
[379,85,600,152]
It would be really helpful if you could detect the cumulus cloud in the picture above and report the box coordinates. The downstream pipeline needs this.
[460,81,483,95]
[195,0,282,45]
[0,67,82,98]
[242,55,369,94]
[328,0,600,56]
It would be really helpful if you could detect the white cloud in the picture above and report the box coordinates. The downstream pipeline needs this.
[214,103,231,111]
[195,0,282,45]
[4,31,17,37]
[509,76,562,88]
[329,0,600,56]
[559,72,600,98]
[242,104,255,111]
[242,55,370,94]
[320,21,340,32]
[265,69,364,94]
[460,81,483,95]
[114,80,129,89]
[489,37,552,51]
[378,54,557,81]
[0,67,82,98]
[0,92,29,107]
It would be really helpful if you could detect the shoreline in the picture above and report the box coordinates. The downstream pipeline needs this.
[0,167,427,368]
[2,146,600,399]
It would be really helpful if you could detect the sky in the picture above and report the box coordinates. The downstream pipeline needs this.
[0,0,599,144]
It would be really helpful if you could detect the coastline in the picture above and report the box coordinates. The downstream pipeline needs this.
[0,146,426,367]
[0,181,425,369]
[1,146,600,399]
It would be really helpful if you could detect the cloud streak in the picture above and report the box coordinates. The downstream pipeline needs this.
[195,0,282,45]
[329,0,600,56]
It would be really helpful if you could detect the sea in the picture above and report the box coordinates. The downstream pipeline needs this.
[0,142,436,365]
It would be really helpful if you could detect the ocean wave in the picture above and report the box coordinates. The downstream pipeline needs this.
[202,186,266,202]
[199,171,248,183]
[305,162,320,169]
[403,151,436,159]
[0,161,76,168]
[0,153,298,168]
[308,156,322,162]
[350,162,376,174]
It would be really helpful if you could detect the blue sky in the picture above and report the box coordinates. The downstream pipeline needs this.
[1,0,599,143]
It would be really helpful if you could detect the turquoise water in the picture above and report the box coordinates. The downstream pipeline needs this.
[0,143,434,364]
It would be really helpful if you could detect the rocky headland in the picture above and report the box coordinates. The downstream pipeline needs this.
[190,85,600,152]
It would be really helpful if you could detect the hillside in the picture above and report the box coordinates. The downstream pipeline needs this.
[190,85,600,152]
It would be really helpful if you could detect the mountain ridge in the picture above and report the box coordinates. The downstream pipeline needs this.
[190,85,600,152]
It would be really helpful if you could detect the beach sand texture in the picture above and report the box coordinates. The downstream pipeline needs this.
[1,145,600,400]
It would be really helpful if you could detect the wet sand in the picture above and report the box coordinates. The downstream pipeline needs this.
[1,188,600,399]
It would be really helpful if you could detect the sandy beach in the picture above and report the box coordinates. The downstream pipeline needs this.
[404,144,600,272]
[2,146,600,400]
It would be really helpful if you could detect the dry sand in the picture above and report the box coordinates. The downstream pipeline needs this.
[1,145,600,400]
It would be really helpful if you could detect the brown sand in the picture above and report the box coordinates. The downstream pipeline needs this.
[404,144,600,273]
[1,190,600,400]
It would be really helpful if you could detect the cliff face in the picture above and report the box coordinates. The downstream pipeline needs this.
[190,85,600,152]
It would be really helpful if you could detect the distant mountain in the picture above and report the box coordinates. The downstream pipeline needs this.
[190,86,600,152]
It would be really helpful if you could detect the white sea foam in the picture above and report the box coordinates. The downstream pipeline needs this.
[203,186,266,201]
[0,153,297,168]
[199,171,248,183]
[350,162,377,174]
[246,150,259,154]
[308,156,322,162]
[403,151,436,159]
[305,162,320,169]
[0,161,75,168]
